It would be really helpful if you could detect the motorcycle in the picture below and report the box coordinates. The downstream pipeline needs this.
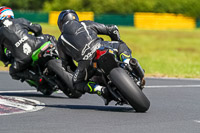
[92,47,150,112]
[4,41,82,98]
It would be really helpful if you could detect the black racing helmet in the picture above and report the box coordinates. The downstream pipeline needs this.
[57,9,79,32]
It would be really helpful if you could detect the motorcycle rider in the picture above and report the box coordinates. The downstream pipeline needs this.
[57,9,145,105]
[0,6,57,81]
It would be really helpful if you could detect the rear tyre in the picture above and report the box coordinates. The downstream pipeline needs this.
[47,59,82,98]
[110,67,150,112]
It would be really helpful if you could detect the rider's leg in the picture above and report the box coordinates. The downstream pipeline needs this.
[74,80,112,105]
[9,61,38,81]
[72,61,112,105]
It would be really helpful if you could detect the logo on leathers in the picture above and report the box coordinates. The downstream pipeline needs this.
[3,20,13,27]
[15,36,28,47]
[83,43,101,60]
[23,43,32,55]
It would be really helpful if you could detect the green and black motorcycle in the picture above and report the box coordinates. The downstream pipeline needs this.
[5,41,82,98]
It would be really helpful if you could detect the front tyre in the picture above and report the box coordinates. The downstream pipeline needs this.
[47,59,82,98]
[110,67,150,112]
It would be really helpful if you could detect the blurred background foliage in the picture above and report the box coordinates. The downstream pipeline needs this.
[1,0,200,18]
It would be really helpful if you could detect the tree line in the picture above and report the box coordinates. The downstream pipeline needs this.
[1,0,200,18]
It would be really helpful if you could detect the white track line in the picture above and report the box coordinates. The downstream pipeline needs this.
[194,120,200,123]
[146,77,200,81]
[0,85,199,93]
[0,90,62,93]
[145,85,200,88]
[0,90,37,93]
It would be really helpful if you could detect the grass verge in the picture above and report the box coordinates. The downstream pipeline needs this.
[1,23,200,78]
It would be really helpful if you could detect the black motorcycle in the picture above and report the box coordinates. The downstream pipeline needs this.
[5,41,82,98]
[92,47,150,112]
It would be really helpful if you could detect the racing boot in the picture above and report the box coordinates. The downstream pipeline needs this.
[87,82,112,105]
[14,69,38,82]
[120,53,131,65]
[10,67,36,81]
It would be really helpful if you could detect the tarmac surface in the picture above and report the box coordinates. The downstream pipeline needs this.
[0,72,200,133]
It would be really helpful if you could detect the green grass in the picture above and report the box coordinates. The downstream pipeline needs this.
[119,28,200,78]
[2,23,200,78]
[43,24,200,78]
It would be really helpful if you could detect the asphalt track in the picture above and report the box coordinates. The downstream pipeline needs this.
[0,71,200,133]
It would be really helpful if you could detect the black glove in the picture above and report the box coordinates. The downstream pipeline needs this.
[44,34,58,46]
[107,25,121,41]
[32,24,42,36]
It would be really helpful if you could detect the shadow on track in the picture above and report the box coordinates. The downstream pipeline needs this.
[44,104,134,113]
[0,93,136,113]
[0,92,68,99]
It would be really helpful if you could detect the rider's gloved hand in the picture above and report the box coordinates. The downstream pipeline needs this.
[107,25,121,41]
[44,34,58,46]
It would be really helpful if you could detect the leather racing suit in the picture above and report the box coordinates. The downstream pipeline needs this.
[0,18,54,80]
[57,20,132,94]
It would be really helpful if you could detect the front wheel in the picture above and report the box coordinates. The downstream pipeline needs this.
[110,67,150,112]
[47,59,82,98]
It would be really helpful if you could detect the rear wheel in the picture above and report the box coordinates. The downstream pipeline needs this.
[47,59,82,98]
[110,67,150,112]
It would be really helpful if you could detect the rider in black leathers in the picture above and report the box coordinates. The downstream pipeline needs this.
[0,6,57,81]
[57,10,145,104]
